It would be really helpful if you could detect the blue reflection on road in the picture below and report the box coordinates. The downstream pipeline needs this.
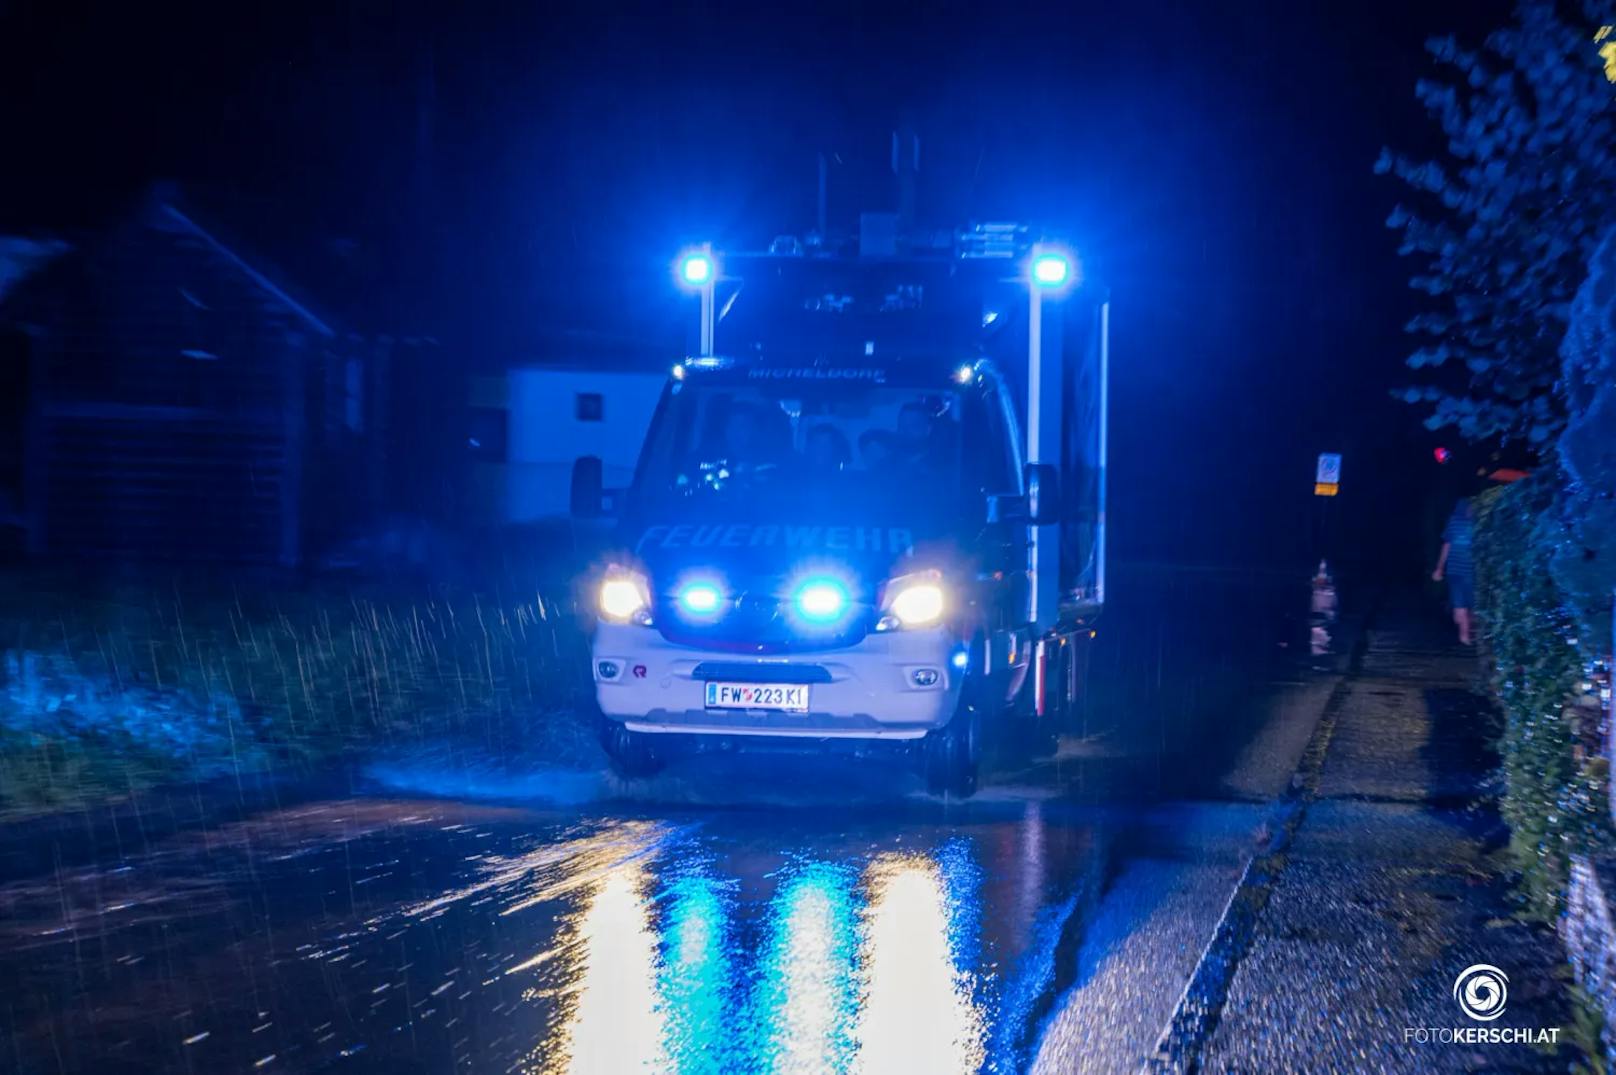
[752,862,860,1073]
[530,836,999,1073]
[660,869,733,1074]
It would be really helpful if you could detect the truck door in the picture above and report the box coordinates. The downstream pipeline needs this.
[962,371,1028,632]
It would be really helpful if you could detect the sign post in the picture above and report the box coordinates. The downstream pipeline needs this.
[1314,452,1341,497]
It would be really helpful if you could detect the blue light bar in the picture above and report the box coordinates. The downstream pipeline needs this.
[1031,251,1071,288]
[677,250,715,287]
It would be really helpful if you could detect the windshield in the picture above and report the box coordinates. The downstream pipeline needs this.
[630,376,967,520]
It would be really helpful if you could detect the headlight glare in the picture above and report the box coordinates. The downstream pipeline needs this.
[877,571,947,630]
[598,572,652,624]
[889,582,945,626]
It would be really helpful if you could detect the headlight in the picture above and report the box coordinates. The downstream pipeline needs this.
[877,571,946,630]
[890,582,944,625]
[598,571,652,625]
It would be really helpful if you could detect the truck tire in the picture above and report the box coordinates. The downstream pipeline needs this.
[924,693,981,797]
[599,715,664,779]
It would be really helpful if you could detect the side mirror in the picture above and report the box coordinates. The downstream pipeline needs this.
[985,463,1059,525]
[1025,462,1060,526]
[570,456,604,518]
[986,492,1027,524]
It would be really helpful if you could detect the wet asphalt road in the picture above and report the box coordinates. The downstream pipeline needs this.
[0,568,1316,1074]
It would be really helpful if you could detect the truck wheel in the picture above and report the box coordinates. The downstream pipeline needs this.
[924,696,980,798]
[599,716,663,779]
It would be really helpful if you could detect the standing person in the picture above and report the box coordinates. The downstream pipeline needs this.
[1432,499,1477,645]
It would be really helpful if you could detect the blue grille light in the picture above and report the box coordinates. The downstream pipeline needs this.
[950,648,970,670]
[678,581,724,616]
[794,578,849,624]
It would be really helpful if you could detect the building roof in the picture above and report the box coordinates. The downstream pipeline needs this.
[0,188,344,341]
[0,237,71,304]
[156,204,334,338]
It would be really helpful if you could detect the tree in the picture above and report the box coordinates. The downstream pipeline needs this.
[1378,1,1616,447]
[1549,224,1616,634]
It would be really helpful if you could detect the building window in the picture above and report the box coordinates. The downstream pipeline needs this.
[576,392,604,422]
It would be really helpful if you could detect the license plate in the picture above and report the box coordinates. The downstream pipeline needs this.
[704,681,811,712]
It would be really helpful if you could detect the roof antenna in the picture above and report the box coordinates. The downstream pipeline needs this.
[892,121,920,247]
[815,152,828,244]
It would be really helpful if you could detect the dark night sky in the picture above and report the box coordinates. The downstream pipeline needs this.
[1,0,1509,574]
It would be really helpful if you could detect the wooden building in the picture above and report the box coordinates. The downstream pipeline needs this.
[0,194,429,566]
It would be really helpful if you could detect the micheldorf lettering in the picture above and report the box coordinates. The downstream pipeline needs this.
[638,523,914,554]
[747,367,887,383]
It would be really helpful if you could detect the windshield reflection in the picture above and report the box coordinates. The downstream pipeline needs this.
[632,380,968,518]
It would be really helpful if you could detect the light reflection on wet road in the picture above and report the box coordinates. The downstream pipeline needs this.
[1,568,1307,1073]
[1,795,1104,1073]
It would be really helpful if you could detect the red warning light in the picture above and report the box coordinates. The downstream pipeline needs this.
[1433,446,1451,464]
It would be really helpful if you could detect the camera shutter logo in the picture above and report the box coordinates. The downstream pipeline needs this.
[1453,964,1508,1021]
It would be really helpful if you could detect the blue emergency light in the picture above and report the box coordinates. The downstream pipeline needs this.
[1031,251,1072,288]
[678,581,724,616]
[793,578,849,624]
[677,250,715,287]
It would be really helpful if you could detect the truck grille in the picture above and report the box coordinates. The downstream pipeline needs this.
[689,662,833,683]
[653,590,870,653]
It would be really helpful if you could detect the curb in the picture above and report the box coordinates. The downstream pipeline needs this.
[1140,610,1371,1073]
[1000,816,1117,1072]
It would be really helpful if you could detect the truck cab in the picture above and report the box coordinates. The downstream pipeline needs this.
[573,225,1107,796]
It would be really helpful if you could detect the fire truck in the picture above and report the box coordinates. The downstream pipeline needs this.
[571,219,1108,796]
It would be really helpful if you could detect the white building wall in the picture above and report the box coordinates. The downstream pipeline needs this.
[505,367,665,520]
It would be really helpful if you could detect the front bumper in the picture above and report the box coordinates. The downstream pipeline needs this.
[592,623,964,739]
